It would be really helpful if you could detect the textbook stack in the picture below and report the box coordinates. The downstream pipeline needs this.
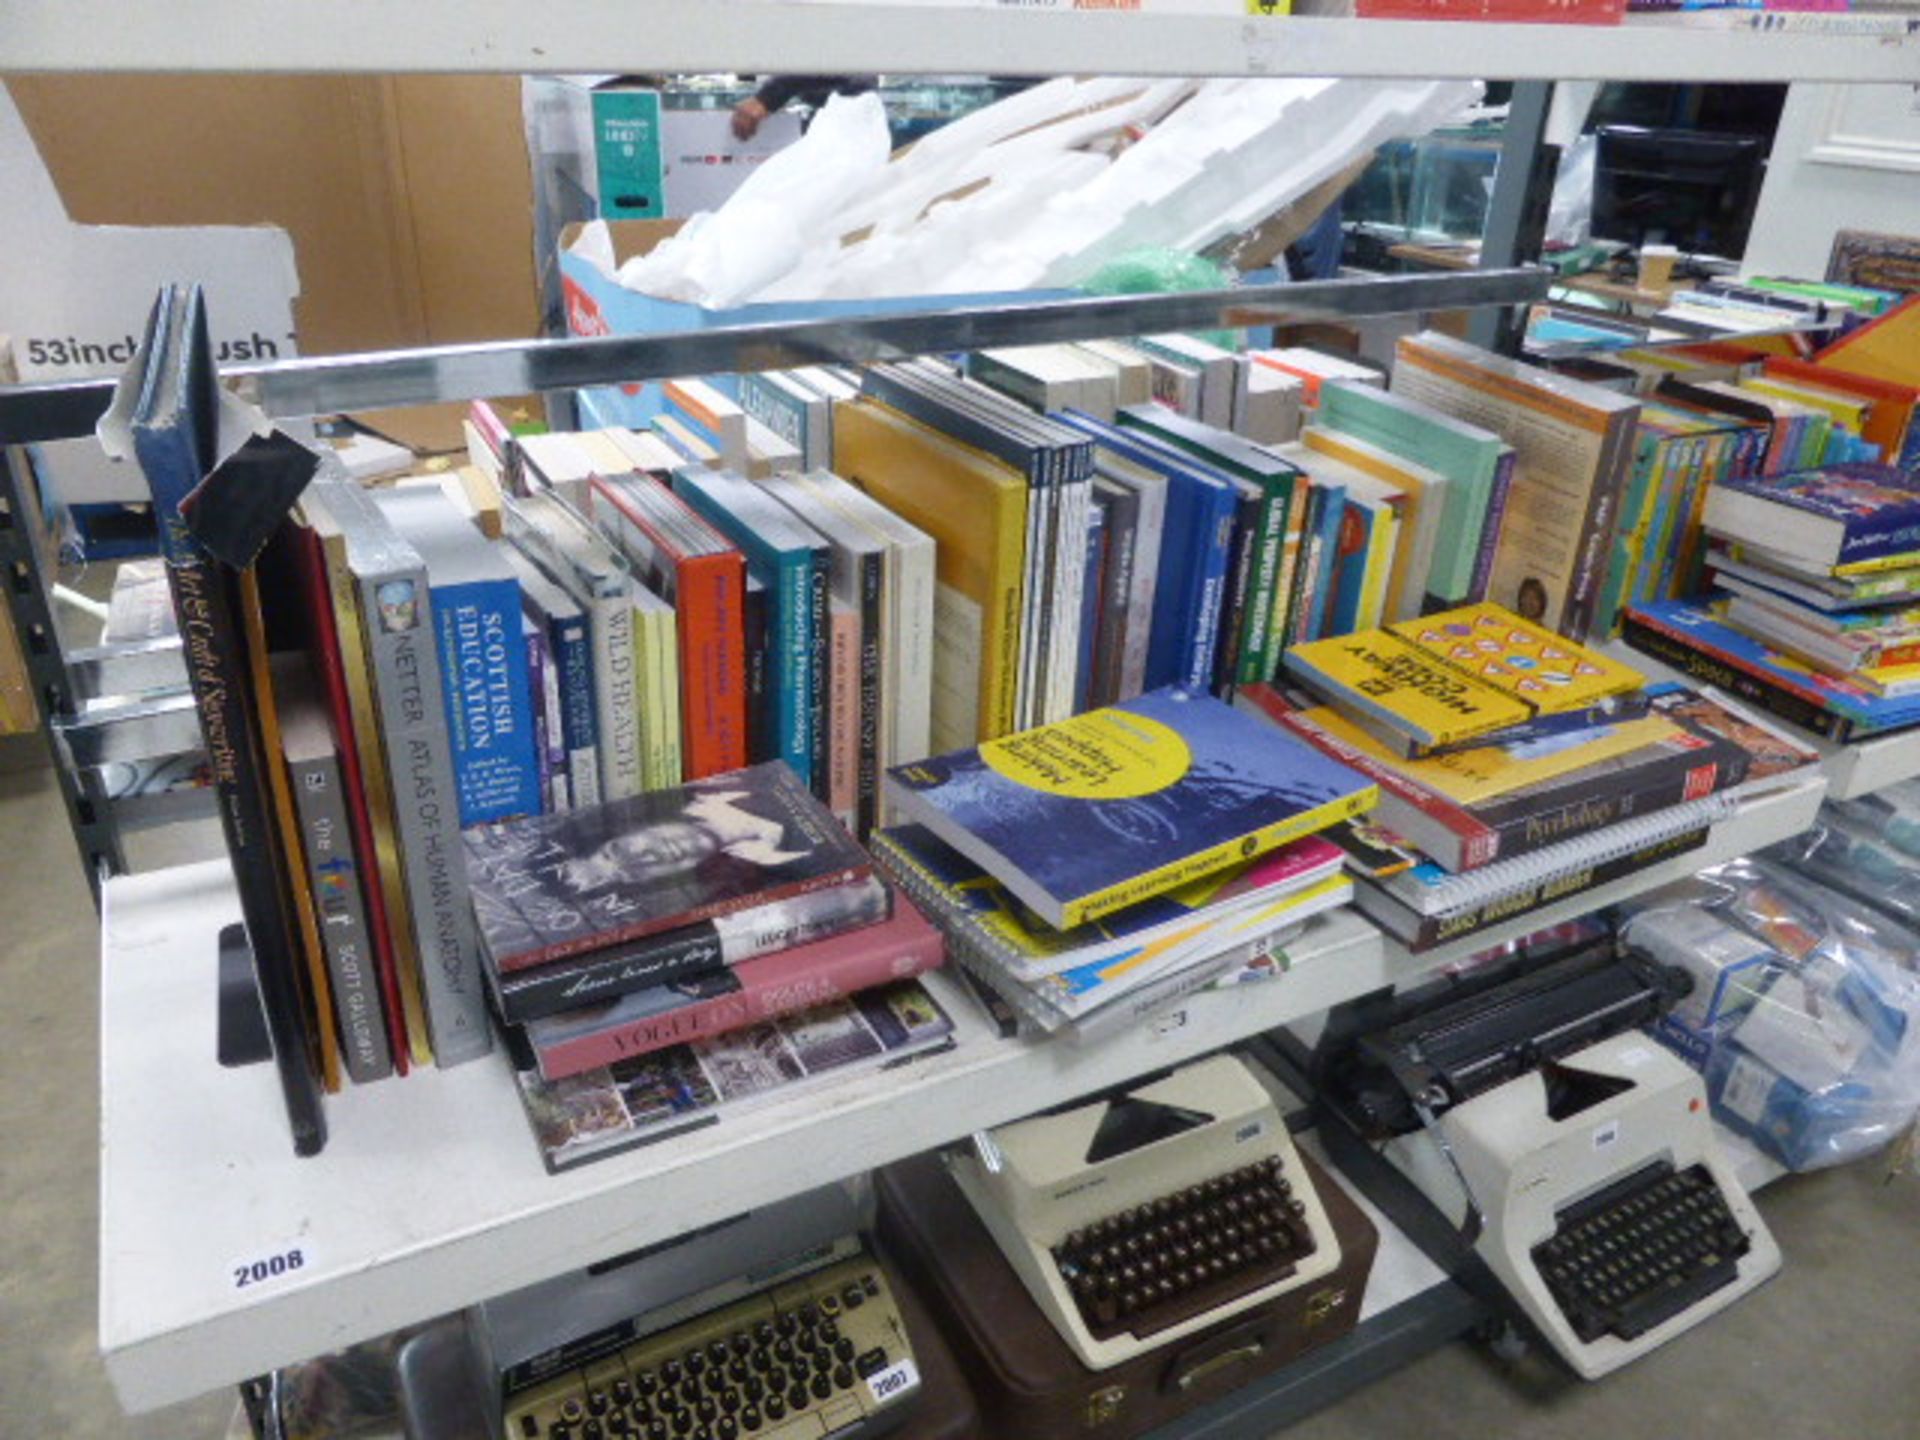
[869,688,1376,1039]
[1624,462,1920,744]
[460,762,957,1172]
[1246,602,1816,951]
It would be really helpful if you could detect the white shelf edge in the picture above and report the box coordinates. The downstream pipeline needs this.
[3,1,1916,81]
[1377,771,1829,973]
[100,862,1396,1413]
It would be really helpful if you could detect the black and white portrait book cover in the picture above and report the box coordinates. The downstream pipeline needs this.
[464,760,870,972]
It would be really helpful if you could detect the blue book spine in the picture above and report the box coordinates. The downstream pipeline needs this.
[549,611,600,808]
[1328,501,1373,638]
[432,576,542,825]
[1302,483,1345,644]
[1468,451,1515,604]
[1074,497,1107,714]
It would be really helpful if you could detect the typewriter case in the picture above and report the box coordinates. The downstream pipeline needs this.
[874,1147,1378,1439]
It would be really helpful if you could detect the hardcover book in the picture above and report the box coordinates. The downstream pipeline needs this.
[376,485,542,826]
[522,891,944,1079]
[464,760,872,972]
[488,875,891,1025]
[1702,463,1920,574]
[884,686,1374,930]
[514,979,955,1173]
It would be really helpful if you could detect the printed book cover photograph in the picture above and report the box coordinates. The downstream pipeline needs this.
[1703,463,1920,572]
[514,980,954,1171]
[884,686,1375,929]
[464,760,870,971]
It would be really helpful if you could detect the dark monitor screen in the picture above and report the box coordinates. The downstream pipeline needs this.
[1591,125,1767,259]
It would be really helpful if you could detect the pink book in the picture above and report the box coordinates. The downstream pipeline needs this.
[526,890,944,1079]
[828,599,859,832]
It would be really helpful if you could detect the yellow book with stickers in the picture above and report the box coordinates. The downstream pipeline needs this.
[1285,603,1646,756]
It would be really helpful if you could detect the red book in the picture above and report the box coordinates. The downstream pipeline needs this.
[588,472,750,778]
[524,891,944,1080]
[291,517,410,1073]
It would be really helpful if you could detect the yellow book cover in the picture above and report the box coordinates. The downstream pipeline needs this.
[1285,628,1530,749]
[1814,298,1920,388]
[1388,603,1644,714]
[833,398,1027,747]
[1300,704,1680,808]
[1303,427,1447,622]
[304,498,434,1067]
[1741,376,1872,433]
[239,568,344,1094]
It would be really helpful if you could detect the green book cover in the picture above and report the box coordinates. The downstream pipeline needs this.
[1316,380,1506,606]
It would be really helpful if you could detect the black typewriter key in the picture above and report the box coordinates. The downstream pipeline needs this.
[819,1294,841,1318]
[833,1336,855,1362]
[750,1348,772,1373]
[589,1392,612,1416]
[608,1415,633,1437]
[788,1382,810,1411]
[612,1379,635,1407]
[638,1372,660,1399]
[644,1421,667,1440]
[705,1368,727,1394]
[809,1372,833,1402]
[764,1395,787,1423]
[726,1358,748,1385]
[843,1284,865,1308]
[686,1350,708,1377]
[743,1376,765,1403]
[753,1321,775,1345]
[562,1401,587,1424]
[855,1348,888,1378]
[812,1348,834,1373]
[582,1421,604,1440]
[863,1273,880,1297]
[715,1419,738,1440]
[695,1398,718,1425]
[833,1364,854,1391]
[740,1406,762,1433]
[662,1360,684,1387]
[773,1338,794,1365]
[720,1389,742,1414]
[777,1312,800,1336]
[549,1425,572,1440]
[817,1318,839,1344]
[523,1416,540,1438]
[709,1340,730,1366]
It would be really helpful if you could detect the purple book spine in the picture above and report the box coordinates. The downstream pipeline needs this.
[1469,449,1517,603]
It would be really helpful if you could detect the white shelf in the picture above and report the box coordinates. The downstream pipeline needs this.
[100,859,1396,1413]
[1378,771,1830,972]
[2,0,1915,81]
[1809,727,1920,804]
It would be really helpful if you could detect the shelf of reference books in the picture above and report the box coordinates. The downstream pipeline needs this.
[1,0,1915,83]
[1374,770,1831,974]
[101,857,1407,1413]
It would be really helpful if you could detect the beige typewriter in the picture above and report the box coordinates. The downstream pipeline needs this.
[949,1053,1343,1370]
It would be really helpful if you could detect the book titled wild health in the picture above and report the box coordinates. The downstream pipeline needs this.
[464,760,872,972]
[883,686,1375,931]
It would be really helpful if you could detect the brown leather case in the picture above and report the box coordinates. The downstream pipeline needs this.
[875,1146,1378,1440]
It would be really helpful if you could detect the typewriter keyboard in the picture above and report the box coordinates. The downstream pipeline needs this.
[1532,1160,1753,1345]
[502,1255,918,1440]
[1051,1156,1319,1342]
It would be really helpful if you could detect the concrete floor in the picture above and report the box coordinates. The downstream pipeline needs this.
[1,745,1916,1438]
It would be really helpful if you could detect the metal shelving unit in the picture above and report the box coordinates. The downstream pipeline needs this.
[4,14,1902,1435]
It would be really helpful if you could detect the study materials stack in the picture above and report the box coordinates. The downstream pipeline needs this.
[1250,602,1813,950]
[1625,462,1920,742]
[871,688,1375,1039]
[462,761,956,1171]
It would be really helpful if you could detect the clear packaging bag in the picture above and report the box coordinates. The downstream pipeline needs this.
[1617,851,1920,1172]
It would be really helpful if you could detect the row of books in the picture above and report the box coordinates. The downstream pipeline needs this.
[1248,601,1821,950]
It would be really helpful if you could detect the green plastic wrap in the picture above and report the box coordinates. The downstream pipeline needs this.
[1083,248,1238,351]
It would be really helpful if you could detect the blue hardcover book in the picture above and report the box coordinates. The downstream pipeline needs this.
[506,549,600,810]
[1074,492,1108,715]
[1704,463,1920,573]
[379,486,542,826]
[1057,413,1237,694]
[1327,496,1384,637]
[884,686,1375,930]
[673,468,828,791]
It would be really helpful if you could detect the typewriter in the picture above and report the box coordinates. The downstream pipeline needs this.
[948,1053,1343,1370]
[470,1187,923,1440]
[1322,936,1781,1380]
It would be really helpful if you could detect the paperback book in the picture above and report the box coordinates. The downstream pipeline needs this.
[465,761,871,972]
[884,687,1374,930]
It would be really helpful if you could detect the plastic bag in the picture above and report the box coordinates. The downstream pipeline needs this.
[1544,131,1596,251]
[1618,852,1920,1172]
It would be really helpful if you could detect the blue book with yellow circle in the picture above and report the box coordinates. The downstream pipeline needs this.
[883,686,1375,930]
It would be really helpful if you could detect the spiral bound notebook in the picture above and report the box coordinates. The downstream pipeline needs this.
[1384,791,1740,918]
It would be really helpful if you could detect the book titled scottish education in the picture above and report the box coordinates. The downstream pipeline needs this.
[464,760,872,972]
[884,686,1375,931]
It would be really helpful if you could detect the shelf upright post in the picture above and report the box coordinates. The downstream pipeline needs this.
[0,445,126,899]
[1470,80,1558,356]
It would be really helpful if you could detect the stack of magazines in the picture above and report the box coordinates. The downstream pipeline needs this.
[464,762,956,1171]
[870,687,1373,1041]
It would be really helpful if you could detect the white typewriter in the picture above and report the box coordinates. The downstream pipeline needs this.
[1389,1031,1782,1380]
[948,1053,1343,1370]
